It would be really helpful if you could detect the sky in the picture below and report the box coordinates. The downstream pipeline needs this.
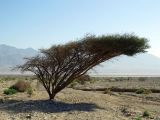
[0,0,160,57]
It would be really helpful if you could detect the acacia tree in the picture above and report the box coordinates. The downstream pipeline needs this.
[18,34,149,100]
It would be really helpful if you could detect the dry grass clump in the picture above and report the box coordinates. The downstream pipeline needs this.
[76,75,91,85]
[69,75,91,88]
[10,80,31,92]
[135,88,152,94]
[104,88,112,94]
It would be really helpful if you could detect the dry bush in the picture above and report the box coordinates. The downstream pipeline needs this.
[135,88,152,94]
[138,77,146,82]
[10,80,31,92]
[27,87,33,97]
[104,88,112,94]
[75,75,91,85]
[69,75,91,88]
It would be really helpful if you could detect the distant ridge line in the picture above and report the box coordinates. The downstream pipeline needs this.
[90,75,160,77]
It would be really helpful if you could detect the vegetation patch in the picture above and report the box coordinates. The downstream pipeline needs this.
[135,116,142,120]
[3,88,17,95]
[104,88,112,94]
[27,87,33,97]
[143,110,150,117]
[17,34,149,100]
[10,80,31,92]
[75,75,91,85]
[135,88,152,94]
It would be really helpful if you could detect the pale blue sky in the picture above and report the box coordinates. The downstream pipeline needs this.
[0,0,160,57]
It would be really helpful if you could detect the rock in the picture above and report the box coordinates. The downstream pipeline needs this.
[44,116,48,120]
[26,114,31,119]
[149,116,154,119]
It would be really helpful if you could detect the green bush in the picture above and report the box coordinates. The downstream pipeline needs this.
[135,116,142,120]
[138,77,146,82]
[76,75,91,85]
[3,88,17,95]
[143,110,150,117]
[10,80,31,92]
[136,88,152,94]
[69,81,78,88]
[104,88,112,94]
[27,88,33,96]
[69,75,91,88]
[136,88,144,94]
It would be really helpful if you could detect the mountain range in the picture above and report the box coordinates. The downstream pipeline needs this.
[0,44,37,74]
[90,54,160,76]
[0,44,160,76]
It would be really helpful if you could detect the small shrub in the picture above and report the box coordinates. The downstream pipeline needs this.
[27,88,33,97]
[135,116,142,120]
[104,88,112,94]
[3,88,17,95]
[136,88,152,94]
[69,81,78,88]
[121,107,128,113]
[69,75,91,87]
[143,110,150,117]
[4,77,10,81]
[76,75,91,85]
[31,76,37,80]
[89,79,96,84]
[143,89,152,94]
[10,80,31,92]
[139,77,146,82]
[136,88,144,94]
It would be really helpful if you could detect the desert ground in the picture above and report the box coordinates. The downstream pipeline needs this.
[0,76,160,120]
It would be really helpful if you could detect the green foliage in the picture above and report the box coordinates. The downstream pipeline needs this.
[18,34,149,100]
[115,78,124,81]
[89,79,96,84]
[27,87,33,96]
[0,76,17,81]
[0,75,34,82]
[69,75,92,87]
[136,88,152,94]
[10,80,31,92]
[83,34,149,56]
[135,116,142,120]
[143,110,150,117]
[136,88,145,94]
[138,77,146,82]
[104,88,112,94]
[3,88,17,95]
[74,75,91,85]
[69,81,78,88]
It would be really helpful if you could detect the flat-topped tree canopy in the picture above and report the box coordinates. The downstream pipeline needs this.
[19,34,149,100]
[82,34,149,56]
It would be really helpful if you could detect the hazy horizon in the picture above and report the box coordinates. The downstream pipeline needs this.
[0,44,160,76]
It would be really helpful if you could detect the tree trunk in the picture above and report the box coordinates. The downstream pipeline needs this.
[49,93,56,100]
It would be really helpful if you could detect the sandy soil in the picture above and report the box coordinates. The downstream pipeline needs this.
[0,80,160,120]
